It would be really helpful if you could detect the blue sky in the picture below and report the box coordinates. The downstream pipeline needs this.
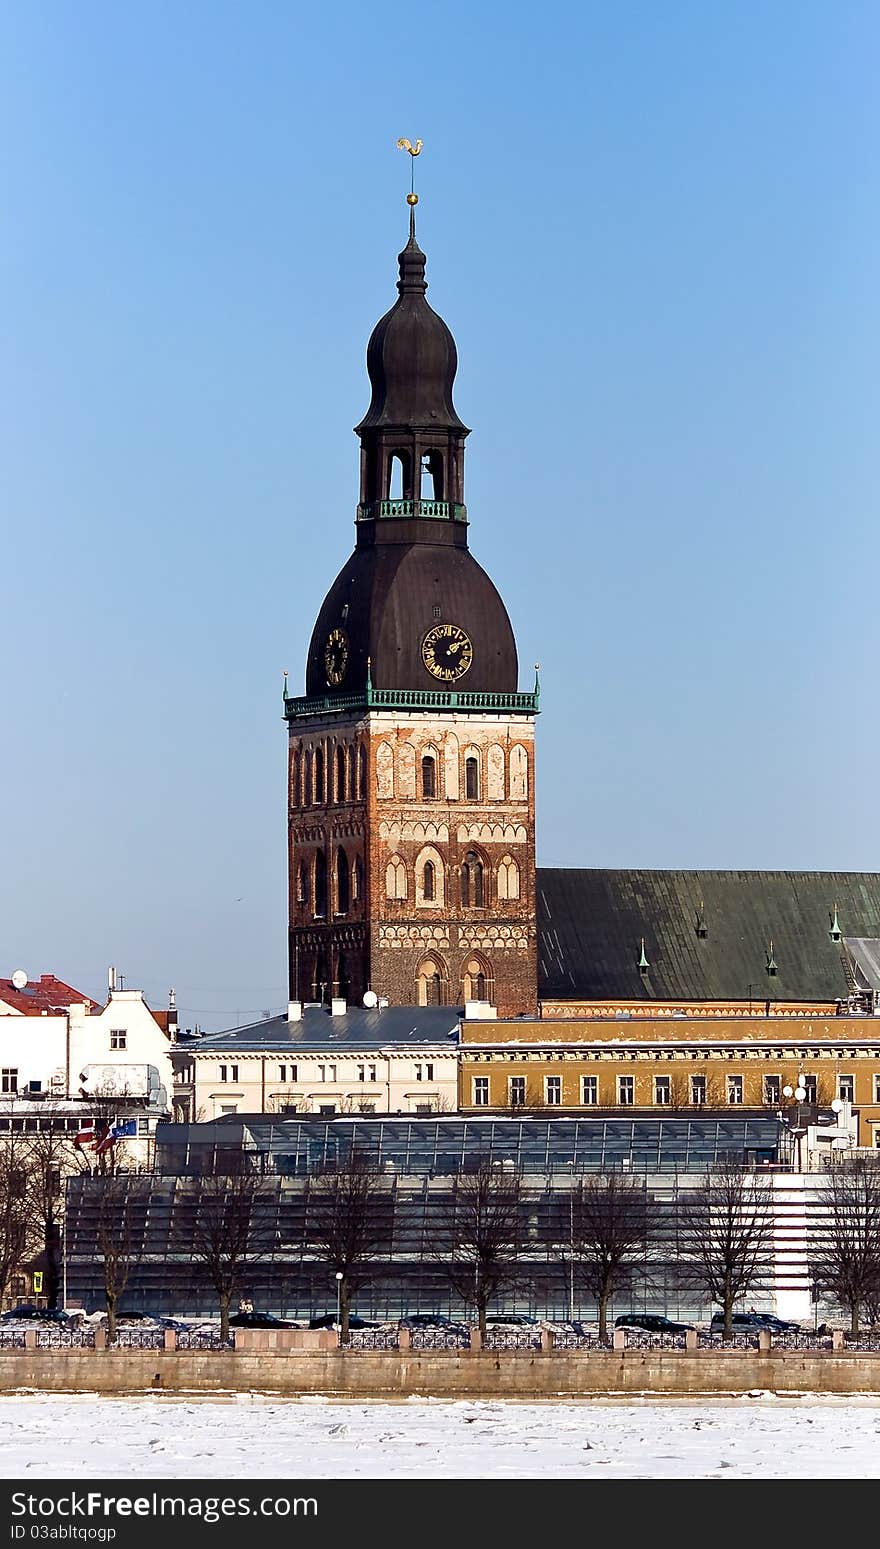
[1,1,877,1029]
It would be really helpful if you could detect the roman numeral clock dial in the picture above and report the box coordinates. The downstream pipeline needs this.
[421,623,473,683]
[324,628,349,687]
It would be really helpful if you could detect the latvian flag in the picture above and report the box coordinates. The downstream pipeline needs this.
[74,1119,95,1148]
[94,1119,138,1154]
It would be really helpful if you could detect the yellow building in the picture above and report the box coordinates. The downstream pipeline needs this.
[459,1014,880,1147]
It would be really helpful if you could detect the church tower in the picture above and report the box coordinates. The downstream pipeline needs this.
[285,189,538,1016]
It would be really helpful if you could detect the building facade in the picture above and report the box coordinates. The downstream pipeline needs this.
[459,1013,880,1147]
[285,204,538,1017]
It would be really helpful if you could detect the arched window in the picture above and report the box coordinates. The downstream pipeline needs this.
[421,450,444,500]
[487,744,505,800]
[497,855,520,901]
[291,749,301,808]
[376,743,394,799]
[297,861,309,906]
[461,850,484,908]
[353,856,364,903]
[304,750,312,806]
[421,753,437,800]
[388,449,412,500]
[415,846,444,908]
[385,856,407,901]
[314,851,327,918]
[510,744,529,801]
[358,744,367,799]
[336,849,350,915]
[336,746,346,804]
[347,744,357,801]
[314,747,325,805]
[465,754,480,801]
[398,743,416,798]
[417,956,447,1007]
[462,956,494,1005]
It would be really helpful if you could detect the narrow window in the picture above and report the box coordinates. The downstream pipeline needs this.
[336,849,350,914]
[423,861,435,902]
[314,748,324,804]
[3,1069,20,1093]
[509,1077,526,1107]
[421,754,436,799]
[874,1074,880,1104]
[618,1076,634,1106]
[764,1075,781,1106]
[353,856,364,903]
[336,746,346,803]
[314,851,327,917]
[727,1075,743,1105]
[292,750,301,808]
[465,755,479,801]
[358,744,367,799]
[297,862,309,907]
[803,1075,818,1104]
[837,1074,854,1103]
[691,1075,706,1106]
[473,1078,489,1107]
[581,1076,598,1106]
[545,1076,562,1106]
[654,1076,671,1106]
[462,851,484,908]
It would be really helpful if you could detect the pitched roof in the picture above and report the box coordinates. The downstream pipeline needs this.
[536,869,880,1003]
[189,1003,461,1053]
[0,973,99,1015]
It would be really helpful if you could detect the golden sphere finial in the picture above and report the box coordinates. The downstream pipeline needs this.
[406,193,419,206]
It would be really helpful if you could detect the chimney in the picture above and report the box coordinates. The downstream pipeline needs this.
[108,966,116,994]
[167,988,179,1043]
[287,1000,302,1023]
[330,998,347,1017]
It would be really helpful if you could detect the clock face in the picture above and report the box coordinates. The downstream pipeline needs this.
[421,623,473,683]
[324,628,349,687]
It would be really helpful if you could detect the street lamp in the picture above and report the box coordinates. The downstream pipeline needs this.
[335,1271,343,1345]
[783,1082,808,1171]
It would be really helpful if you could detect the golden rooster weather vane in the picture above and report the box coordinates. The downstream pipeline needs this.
[396,137,423,206]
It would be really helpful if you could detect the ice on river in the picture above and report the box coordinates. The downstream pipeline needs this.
[1,1393,880,1479]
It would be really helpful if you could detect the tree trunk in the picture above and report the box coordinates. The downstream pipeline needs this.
[598,1290,610,1342]
[219,1290,231,1344]
[107,1293,117,1344]
[723,1294,734,1342]
[851,1302,860,1338]
[340,1280,351,1345]
[45,1222,62,1310]
[477,1286,488,1342]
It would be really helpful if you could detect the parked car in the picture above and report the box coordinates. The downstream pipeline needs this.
[1,1305,70,1324]
[710,1312,801,1334]
[308,1314,376,1330]
[484,1315,539,1327]
[399,1315,468,1330]
[614,1314,694,1335]
[228,1311,292,1329]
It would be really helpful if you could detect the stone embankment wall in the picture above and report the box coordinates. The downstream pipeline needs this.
[2,1350,880,1398]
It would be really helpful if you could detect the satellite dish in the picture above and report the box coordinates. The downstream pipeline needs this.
[11,970,28,990]
[794,1086,807,1102]
[782,1085,794,1098]
[362,990,379,1009]
[831,1098,845,1113]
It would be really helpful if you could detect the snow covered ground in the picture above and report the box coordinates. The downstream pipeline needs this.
[1,1394,880,1478]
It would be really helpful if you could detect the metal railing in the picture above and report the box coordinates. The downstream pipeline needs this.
[284,685,539,720]
[356,500,467,524]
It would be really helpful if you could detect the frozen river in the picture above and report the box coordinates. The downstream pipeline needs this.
[0,1393,879,1478]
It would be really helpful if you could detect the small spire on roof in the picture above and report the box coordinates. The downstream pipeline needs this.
[829,904,842,942]
[534,662,541,698]
[766,939,778,977]
[282,669,289,702]
[638,938,649,976]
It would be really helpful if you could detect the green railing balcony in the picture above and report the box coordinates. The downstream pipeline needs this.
[356,499,468,523]
[284,683,539,721]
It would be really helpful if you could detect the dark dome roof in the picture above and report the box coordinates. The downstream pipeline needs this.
[355,227,467,433]
[306,541,518,696]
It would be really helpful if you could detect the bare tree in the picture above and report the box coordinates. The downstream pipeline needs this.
[305,1150,389,1342]
[568,1172,650,1340]
[675,1165,774,1340]
[25,1129,82,1310]
[0,1129,34,1308]
[810,1157,880,1336]
[92,1173,138,1341]
[439,1160,523,1339]
[191,1169,270,1341]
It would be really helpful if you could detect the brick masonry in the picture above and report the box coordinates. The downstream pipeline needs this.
[288,710,538,1015]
